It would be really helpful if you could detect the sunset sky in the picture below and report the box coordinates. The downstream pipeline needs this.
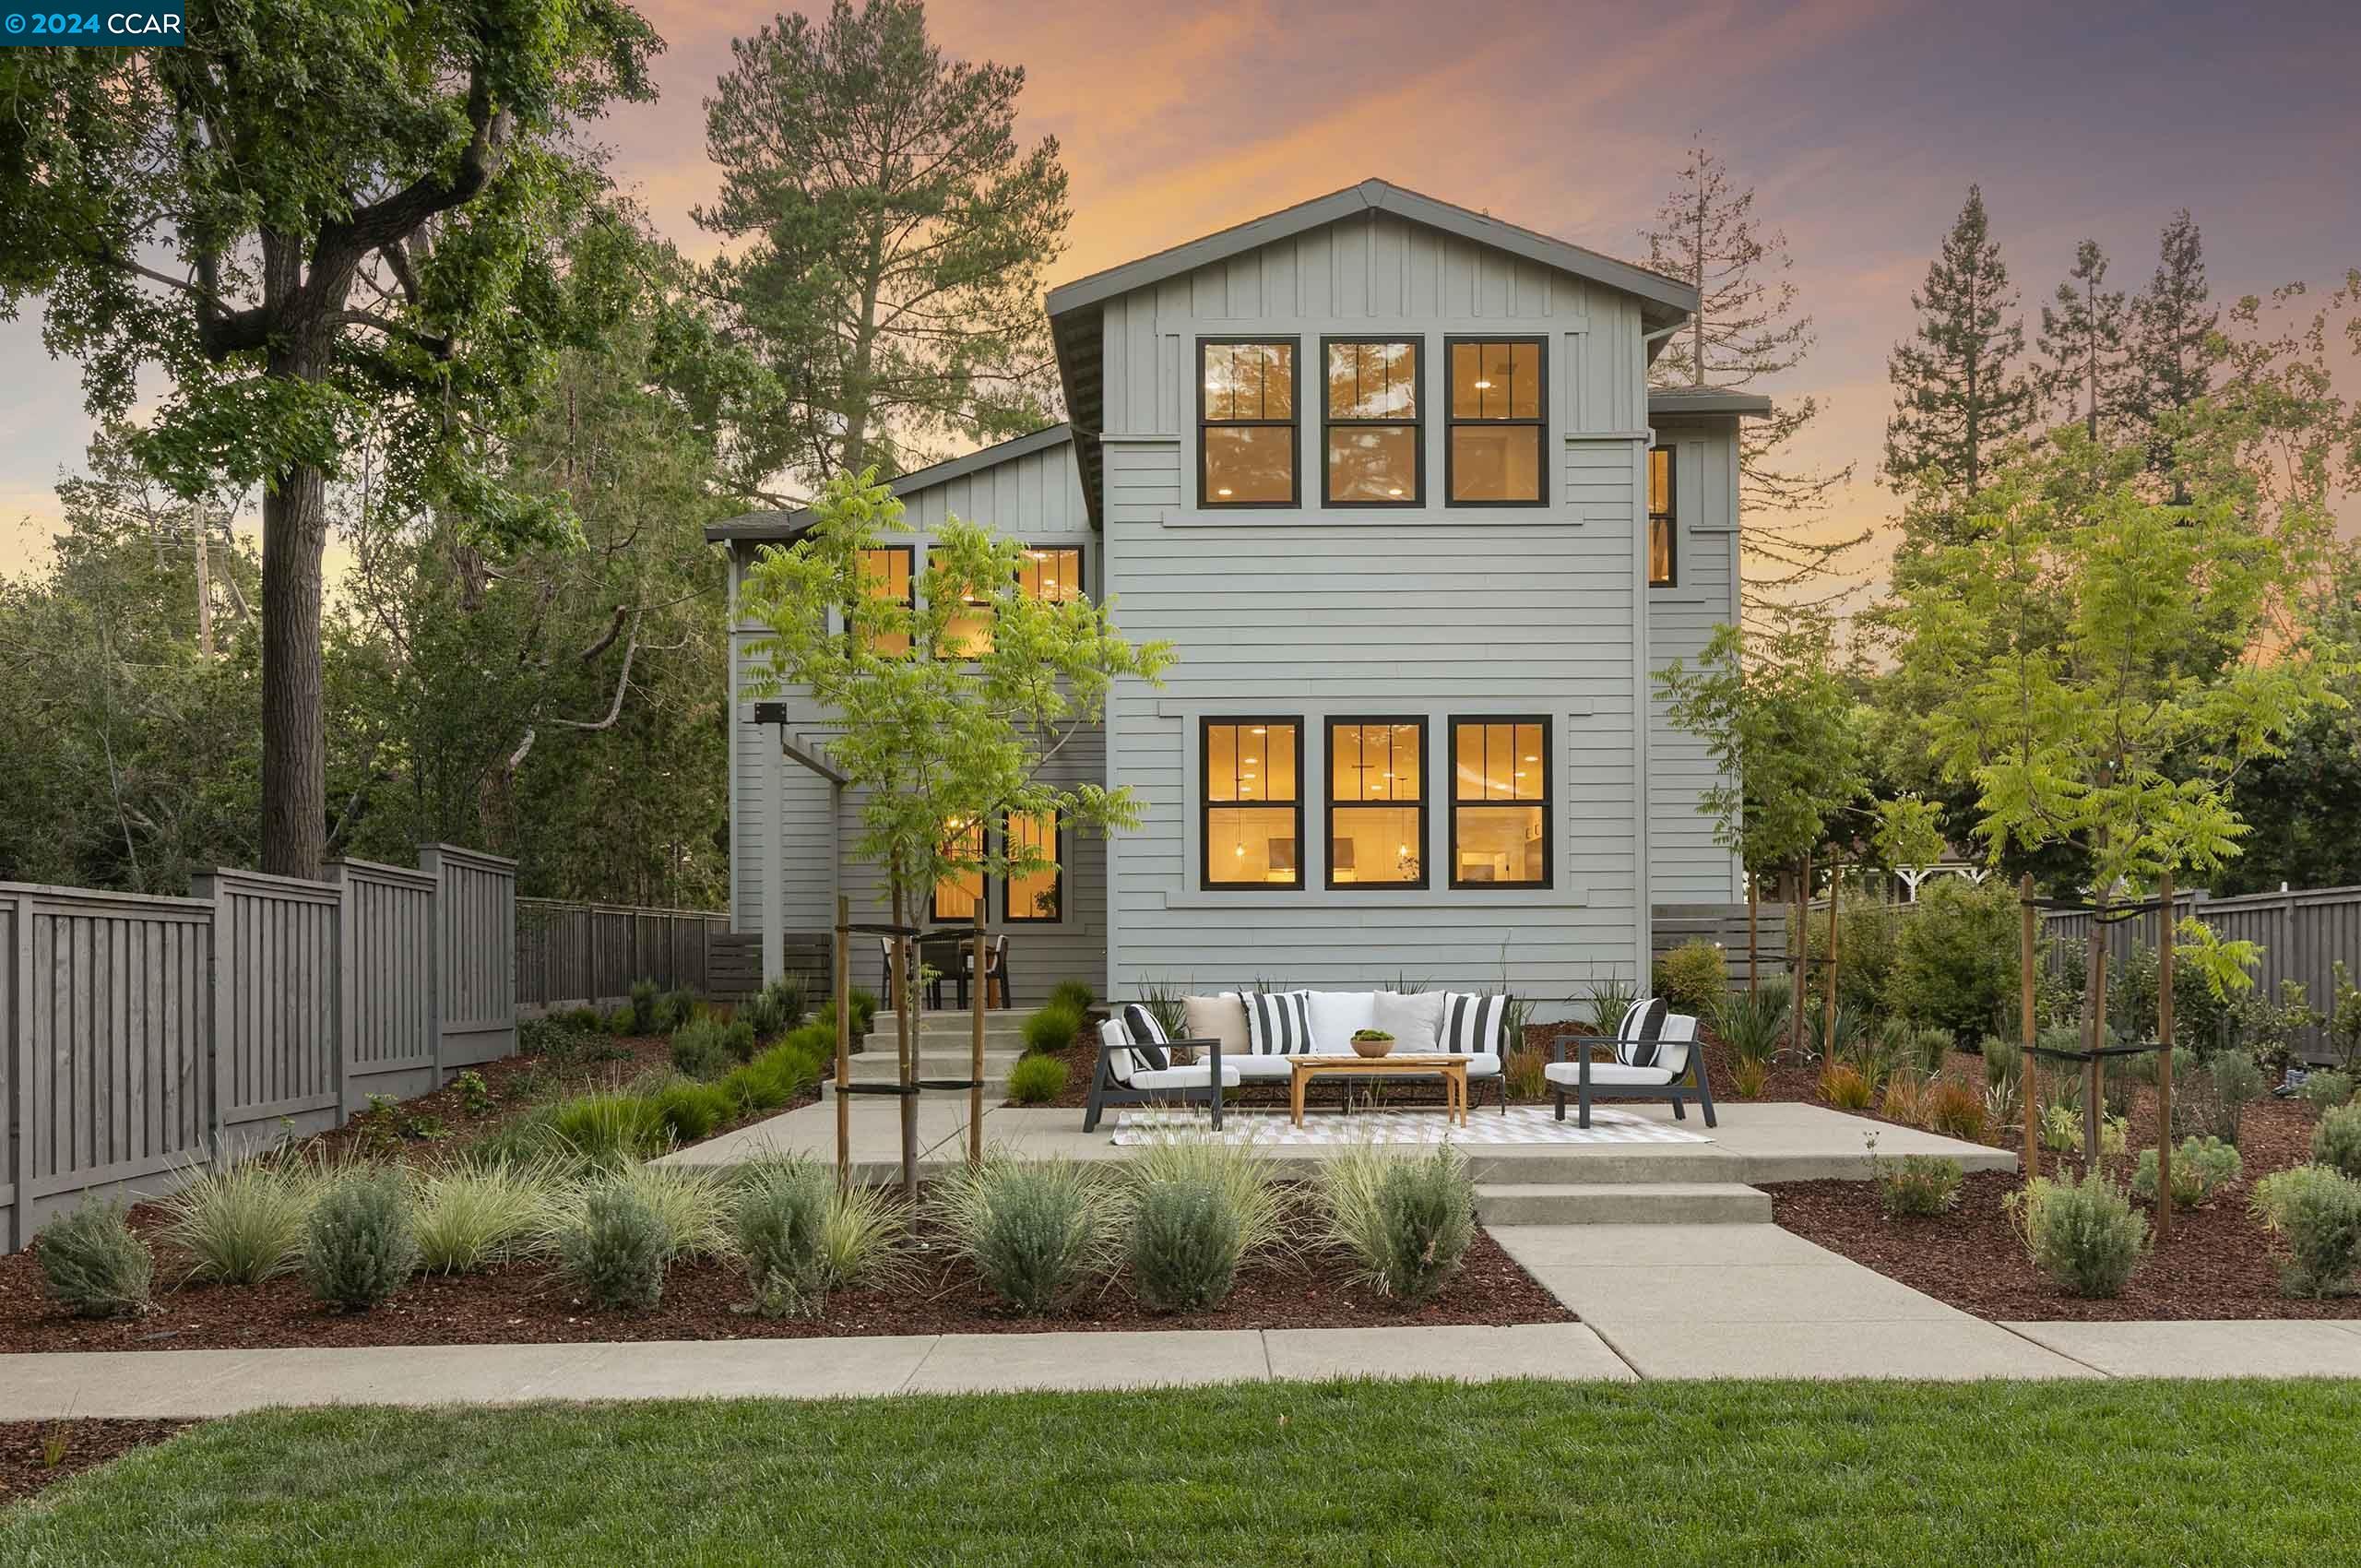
[3,0,2356,606]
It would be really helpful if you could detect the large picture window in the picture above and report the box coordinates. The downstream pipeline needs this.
[931,818,985,922]
[1003,809,1062,923]
[1199,339,1299,506]
[1450,717,1550,888]
[1648,445,1677,587]
[1202,719,1301,888]
[1446,339,1546,505]
[853,546,913,657]
[1326,719,1426,889]
[1323,339,1421,505]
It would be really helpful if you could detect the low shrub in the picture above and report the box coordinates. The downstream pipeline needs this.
[2299,1069,2358,1111]
[303,1172,419,1311]
[1730,1056,1769,1099]
[1979,1034,2022,1088]
[2131,1136,2243,1211]
[2313,1104,2361,1181]
[546,1092,667,1166]
[1007,1054,1067,1105]
[1049,979,1097,1016]
[590,1163,735,1262]
[2169,1069,2242,1146]
[815,1180,910,1290]
[411,1159,563,1273]
[1818,1062,1873,1111]
[157,1158,317,1285]
[720,1040,824,1114]
[602,1004,636,1037]
[1884,877,2020,1039]
[1022,1002,1084,1056]
[560,1005,603,1032]
[1318,1144,1476,1304]
[2252,1165,2361,1298]
[936,1158,1114,1315]
[1920,1077,1988,1143]
[2024,1171,2148,1298]
[1879,1068,1926,1125]
[651,1079,736,1144]
[1504,1047,1547,1103]
[627,979,660,1035]
[658,989,698,1034]
[2212,1051,2268,1111]
[561,1184,669,1312]
[739,977,809,1045]
[721,1019,758,1064]
[669,1018,732,1081]
[1130,1177,1244,1312]
[1878,1154,1964,1218]
[1120,1138,1287,1263]
[36,1201,152,1318]
[1713,989,1788,1066]
[1654,941,1726,1018]
[848,986,880,1037]
[733,1160,832,1317]
[2039,1099,2082,1155]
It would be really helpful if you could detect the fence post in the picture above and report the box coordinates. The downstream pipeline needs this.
[7,891,32,1253]
[326,862,354,1119]
[191,871,226,1164]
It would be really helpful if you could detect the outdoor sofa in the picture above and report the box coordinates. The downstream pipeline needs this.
[1083,989,1512,1131]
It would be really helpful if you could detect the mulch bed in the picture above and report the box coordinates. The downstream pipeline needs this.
[1770,1092,2357,1321]
[0,1214,1566,1353]
[0,1419,190,1504]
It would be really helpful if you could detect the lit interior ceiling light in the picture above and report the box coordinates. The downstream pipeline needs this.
[1472,379,1492,389]
[1216,487,1233,497]
[1387,487,1403,497]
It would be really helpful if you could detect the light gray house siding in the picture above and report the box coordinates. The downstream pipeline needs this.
[1096,210,1664,1011]
[1644,413,1745,904]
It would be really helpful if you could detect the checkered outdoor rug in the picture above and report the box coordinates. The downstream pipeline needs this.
[1109,1105,1712,1146]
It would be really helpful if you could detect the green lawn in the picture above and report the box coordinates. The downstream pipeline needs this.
[6,1379,2356,1566]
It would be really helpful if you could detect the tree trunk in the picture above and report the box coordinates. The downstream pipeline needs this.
[259,460,330,879]
[1791,849,1812,1058]
[2156,873,2176,1241]
[1747,872,1760,998]
[194,508,214,661]
[2083,900,2108,1167]
[1822,849,1845,1047]
[893,879,918,1202]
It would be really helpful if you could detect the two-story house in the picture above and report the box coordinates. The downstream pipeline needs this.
[709,180,1763,1014]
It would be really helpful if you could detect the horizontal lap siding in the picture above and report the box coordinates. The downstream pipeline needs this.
[1647,417,1742,903]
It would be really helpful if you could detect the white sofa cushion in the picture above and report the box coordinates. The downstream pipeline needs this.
[1370,990,1444,1048]
[1098,1017,1139,1086]
[1545,1060,1679,1087]
[1438,993,1508,1055]
[1183,993,1250,1056]
[1132,1063,1242,1091]
[1245,991,1315,1054]
[1303,991,1378,1052]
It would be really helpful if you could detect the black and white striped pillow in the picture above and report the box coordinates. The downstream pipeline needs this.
[1245,991,1314,1055]
[1120,1004,1169,1072]
[1616,998,1670,1069]
[1438,993,1505,1055]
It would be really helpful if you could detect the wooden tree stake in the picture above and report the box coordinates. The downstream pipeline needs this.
[2020,874,2039,1184]
[834,895,851,1192]
[970,909,987,1168]
[2156,872,2176,1241]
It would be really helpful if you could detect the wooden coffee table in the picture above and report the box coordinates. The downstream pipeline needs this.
[1287,1053,1469,1127]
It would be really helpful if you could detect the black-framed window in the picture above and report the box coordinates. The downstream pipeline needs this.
[1449,717,1551,889]
[1003,808,1063,923]
[1202,718,1301,888]
[1445,339,1547,505]
[939,542,1088,659]
[931,817,985,922]
[853,546,913,657]
[1326,718,1427,889]
[1648,445,1677,588]
[1323,338,1422,505]
[1199,339,1299,506]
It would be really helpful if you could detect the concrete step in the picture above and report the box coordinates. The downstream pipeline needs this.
[841,1048,1026,1079]
[1475,1182,1772,1227]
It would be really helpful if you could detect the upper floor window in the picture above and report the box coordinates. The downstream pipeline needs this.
[1200,339,1298,506]
[1446,339,1546,505]
[1323,339,1421,505]
[1327,718,1426,888]
[937,543,1087,659]
[1202,719,1301,887]
[1450,717,1550,888]
[1648,445,1677,587]
[854,546,913,657]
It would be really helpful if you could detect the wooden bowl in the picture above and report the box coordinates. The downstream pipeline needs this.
[1350,1034,1395,1059]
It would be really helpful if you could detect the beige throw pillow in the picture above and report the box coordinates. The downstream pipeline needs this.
[1182,993,1251,1056]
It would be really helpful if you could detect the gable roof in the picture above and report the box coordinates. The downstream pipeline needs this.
[705,423,1075,544]
[1044,178,1697,320]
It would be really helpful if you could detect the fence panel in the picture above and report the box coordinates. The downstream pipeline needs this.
[423,845,516,1065]
[196,869,340,1147]
[329,859,439,1112]
[2043,884,2361,1062]
[1652,903,1790,992]
[514,899,734,1014]
[3,885,213,1243]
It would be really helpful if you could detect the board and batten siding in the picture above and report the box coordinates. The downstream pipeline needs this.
[1645,414,1744,904]
[1097,208,1661,1009]
[726,437,1108,1003]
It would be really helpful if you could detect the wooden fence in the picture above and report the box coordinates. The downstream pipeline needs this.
[1653,903,1790,992]
[514,900,736,1013]
[0,845,516,1250]
[2044,884,2361,1063]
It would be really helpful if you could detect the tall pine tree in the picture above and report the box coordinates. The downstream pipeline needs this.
[2129,209,2222,481]
[1642,142,1861,614]
[1885,185,2037,537]
[2036,239,2134,441]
